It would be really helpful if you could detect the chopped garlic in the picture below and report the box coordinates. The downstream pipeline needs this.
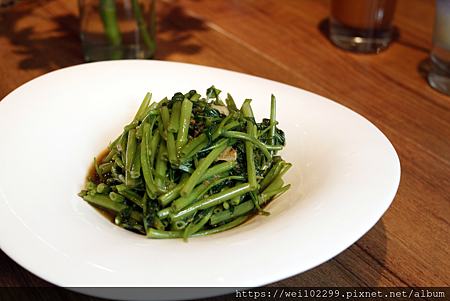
[211,104,229,116]
[216,146,237,162]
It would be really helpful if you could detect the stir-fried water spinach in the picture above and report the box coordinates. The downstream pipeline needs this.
[79,86,291,242]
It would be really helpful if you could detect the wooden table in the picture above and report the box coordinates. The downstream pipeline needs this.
[0,0,449,300]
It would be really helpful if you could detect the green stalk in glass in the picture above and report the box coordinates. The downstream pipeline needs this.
[99,0,155,60]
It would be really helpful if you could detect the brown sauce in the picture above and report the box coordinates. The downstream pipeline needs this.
[85,149,117,223]
[85,149,112,185]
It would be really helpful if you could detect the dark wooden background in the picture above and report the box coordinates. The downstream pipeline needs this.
[0,0,448,300]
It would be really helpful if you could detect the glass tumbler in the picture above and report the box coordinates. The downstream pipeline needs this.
[329,0,397,53]
[428,0,450,96]
[78,0,156,62]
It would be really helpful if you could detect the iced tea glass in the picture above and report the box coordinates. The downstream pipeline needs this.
[329,0,397,53]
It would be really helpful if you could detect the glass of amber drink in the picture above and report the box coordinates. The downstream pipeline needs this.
[329,0,397,53]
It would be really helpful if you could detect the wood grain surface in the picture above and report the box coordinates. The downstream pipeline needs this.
[0,0,449,300]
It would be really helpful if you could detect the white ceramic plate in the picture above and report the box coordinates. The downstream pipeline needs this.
[0,61,400,300]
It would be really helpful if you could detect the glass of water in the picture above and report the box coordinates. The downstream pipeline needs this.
[78,0,157,62]
[428,0,450,96]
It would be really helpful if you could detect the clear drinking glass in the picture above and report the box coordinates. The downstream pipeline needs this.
[329,0,397,53]
[428,0,450,96]
[78,0,156,62]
